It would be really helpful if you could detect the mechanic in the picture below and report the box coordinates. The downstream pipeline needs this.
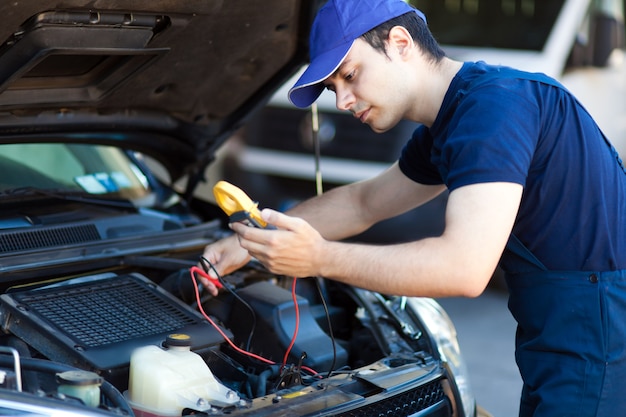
[201,0,626,415]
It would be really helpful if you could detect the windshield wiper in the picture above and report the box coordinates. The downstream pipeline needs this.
[0,187,136,209]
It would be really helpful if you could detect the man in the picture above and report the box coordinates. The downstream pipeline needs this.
[202,0,626,415]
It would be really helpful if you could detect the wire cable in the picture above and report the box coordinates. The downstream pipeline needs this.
[281,277,300,369]
[198,256,257,351]
[188,266,319,377]
[189,267,274,364]
[309,108,338,378]
[314,278,337,378]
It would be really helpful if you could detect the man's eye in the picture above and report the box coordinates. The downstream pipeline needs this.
[345,70,355,81]
[325,85,336,92]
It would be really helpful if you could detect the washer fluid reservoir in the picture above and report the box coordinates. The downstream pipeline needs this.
[127,334,240,417]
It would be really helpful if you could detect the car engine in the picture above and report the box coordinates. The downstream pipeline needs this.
[0,196,469,416]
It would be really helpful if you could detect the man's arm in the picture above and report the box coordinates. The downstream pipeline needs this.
[200,163,443,293]
[286,162,446,240]
[234,180,522,298]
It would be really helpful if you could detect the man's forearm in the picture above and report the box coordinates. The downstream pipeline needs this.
[285,164,446,241]
[315,237,493,298]
[286,184,374,240]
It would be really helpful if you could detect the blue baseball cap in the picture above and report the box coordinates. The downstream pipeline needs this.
[288,0,426,108]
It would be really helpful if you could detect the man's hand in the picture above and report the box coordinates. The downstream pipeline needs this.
[199,234,251,296]
[230,208,327,278]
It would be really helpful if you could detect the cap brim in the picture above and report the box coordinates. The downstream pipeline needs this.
[288,41,354,108]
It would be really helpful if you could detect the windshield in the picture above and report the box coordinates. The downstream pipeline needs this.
[0,143,152,200]
[411,0,565,51]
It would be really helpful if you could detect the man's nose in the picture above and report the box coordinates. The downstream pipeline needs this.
[335,87,355,112]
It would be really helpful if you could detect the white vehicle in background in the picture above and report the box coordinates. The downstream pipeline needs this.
[428,0,623,77]
[228,0,625,245]
[424,0,625,149]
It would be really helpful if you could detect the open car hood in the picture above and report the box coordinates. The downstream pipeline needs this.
[0,0,319,181]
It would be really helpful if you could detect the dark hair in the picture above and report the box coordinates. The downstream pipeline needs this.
[361,12,446,62]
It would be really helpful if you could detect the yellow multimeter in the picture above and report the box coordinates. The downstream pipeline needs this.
[212,181,268,228]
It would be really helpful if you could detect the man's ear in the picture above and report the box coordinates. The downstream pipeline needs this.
[387,26,414,59]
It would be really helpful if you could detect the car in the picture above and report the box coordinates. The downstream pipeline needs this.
[0,1,479,417]
[226,0,625,245]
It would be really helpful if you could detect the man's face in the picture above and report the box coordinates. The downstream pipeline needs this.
[322,38,409,133]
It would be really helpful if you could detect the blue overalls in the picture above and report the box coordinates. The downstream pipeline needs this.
[502,235,626,416]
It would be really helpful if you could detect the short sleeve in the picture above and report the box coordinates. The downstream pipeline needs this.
[438,83,540,191]
[400,80,541,192]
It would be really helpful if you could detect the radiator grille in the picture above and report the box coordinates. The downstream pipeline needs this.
[17,276,195,348]
[334,379,446,417]
[0,224,101,253]
[1,273,227,371]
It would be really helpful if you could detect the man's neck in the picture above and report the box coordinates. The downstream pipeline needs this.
[412,57,463,127]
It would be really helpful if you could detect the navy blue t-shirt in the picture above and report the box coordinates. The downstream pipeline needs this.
[399,61,626,271]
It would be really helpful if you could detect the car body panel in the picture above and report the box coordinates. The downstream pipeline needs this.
[0,0,319,180]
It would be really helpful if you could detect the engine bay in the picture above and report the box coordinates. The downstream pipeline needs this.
[0,221,447,416]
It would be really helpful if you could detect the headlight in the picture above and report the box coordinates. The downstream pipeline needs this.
[407,297,476,417]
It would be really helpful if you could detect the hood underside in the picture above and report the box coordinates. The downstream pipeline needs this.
[0,0,319,180]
